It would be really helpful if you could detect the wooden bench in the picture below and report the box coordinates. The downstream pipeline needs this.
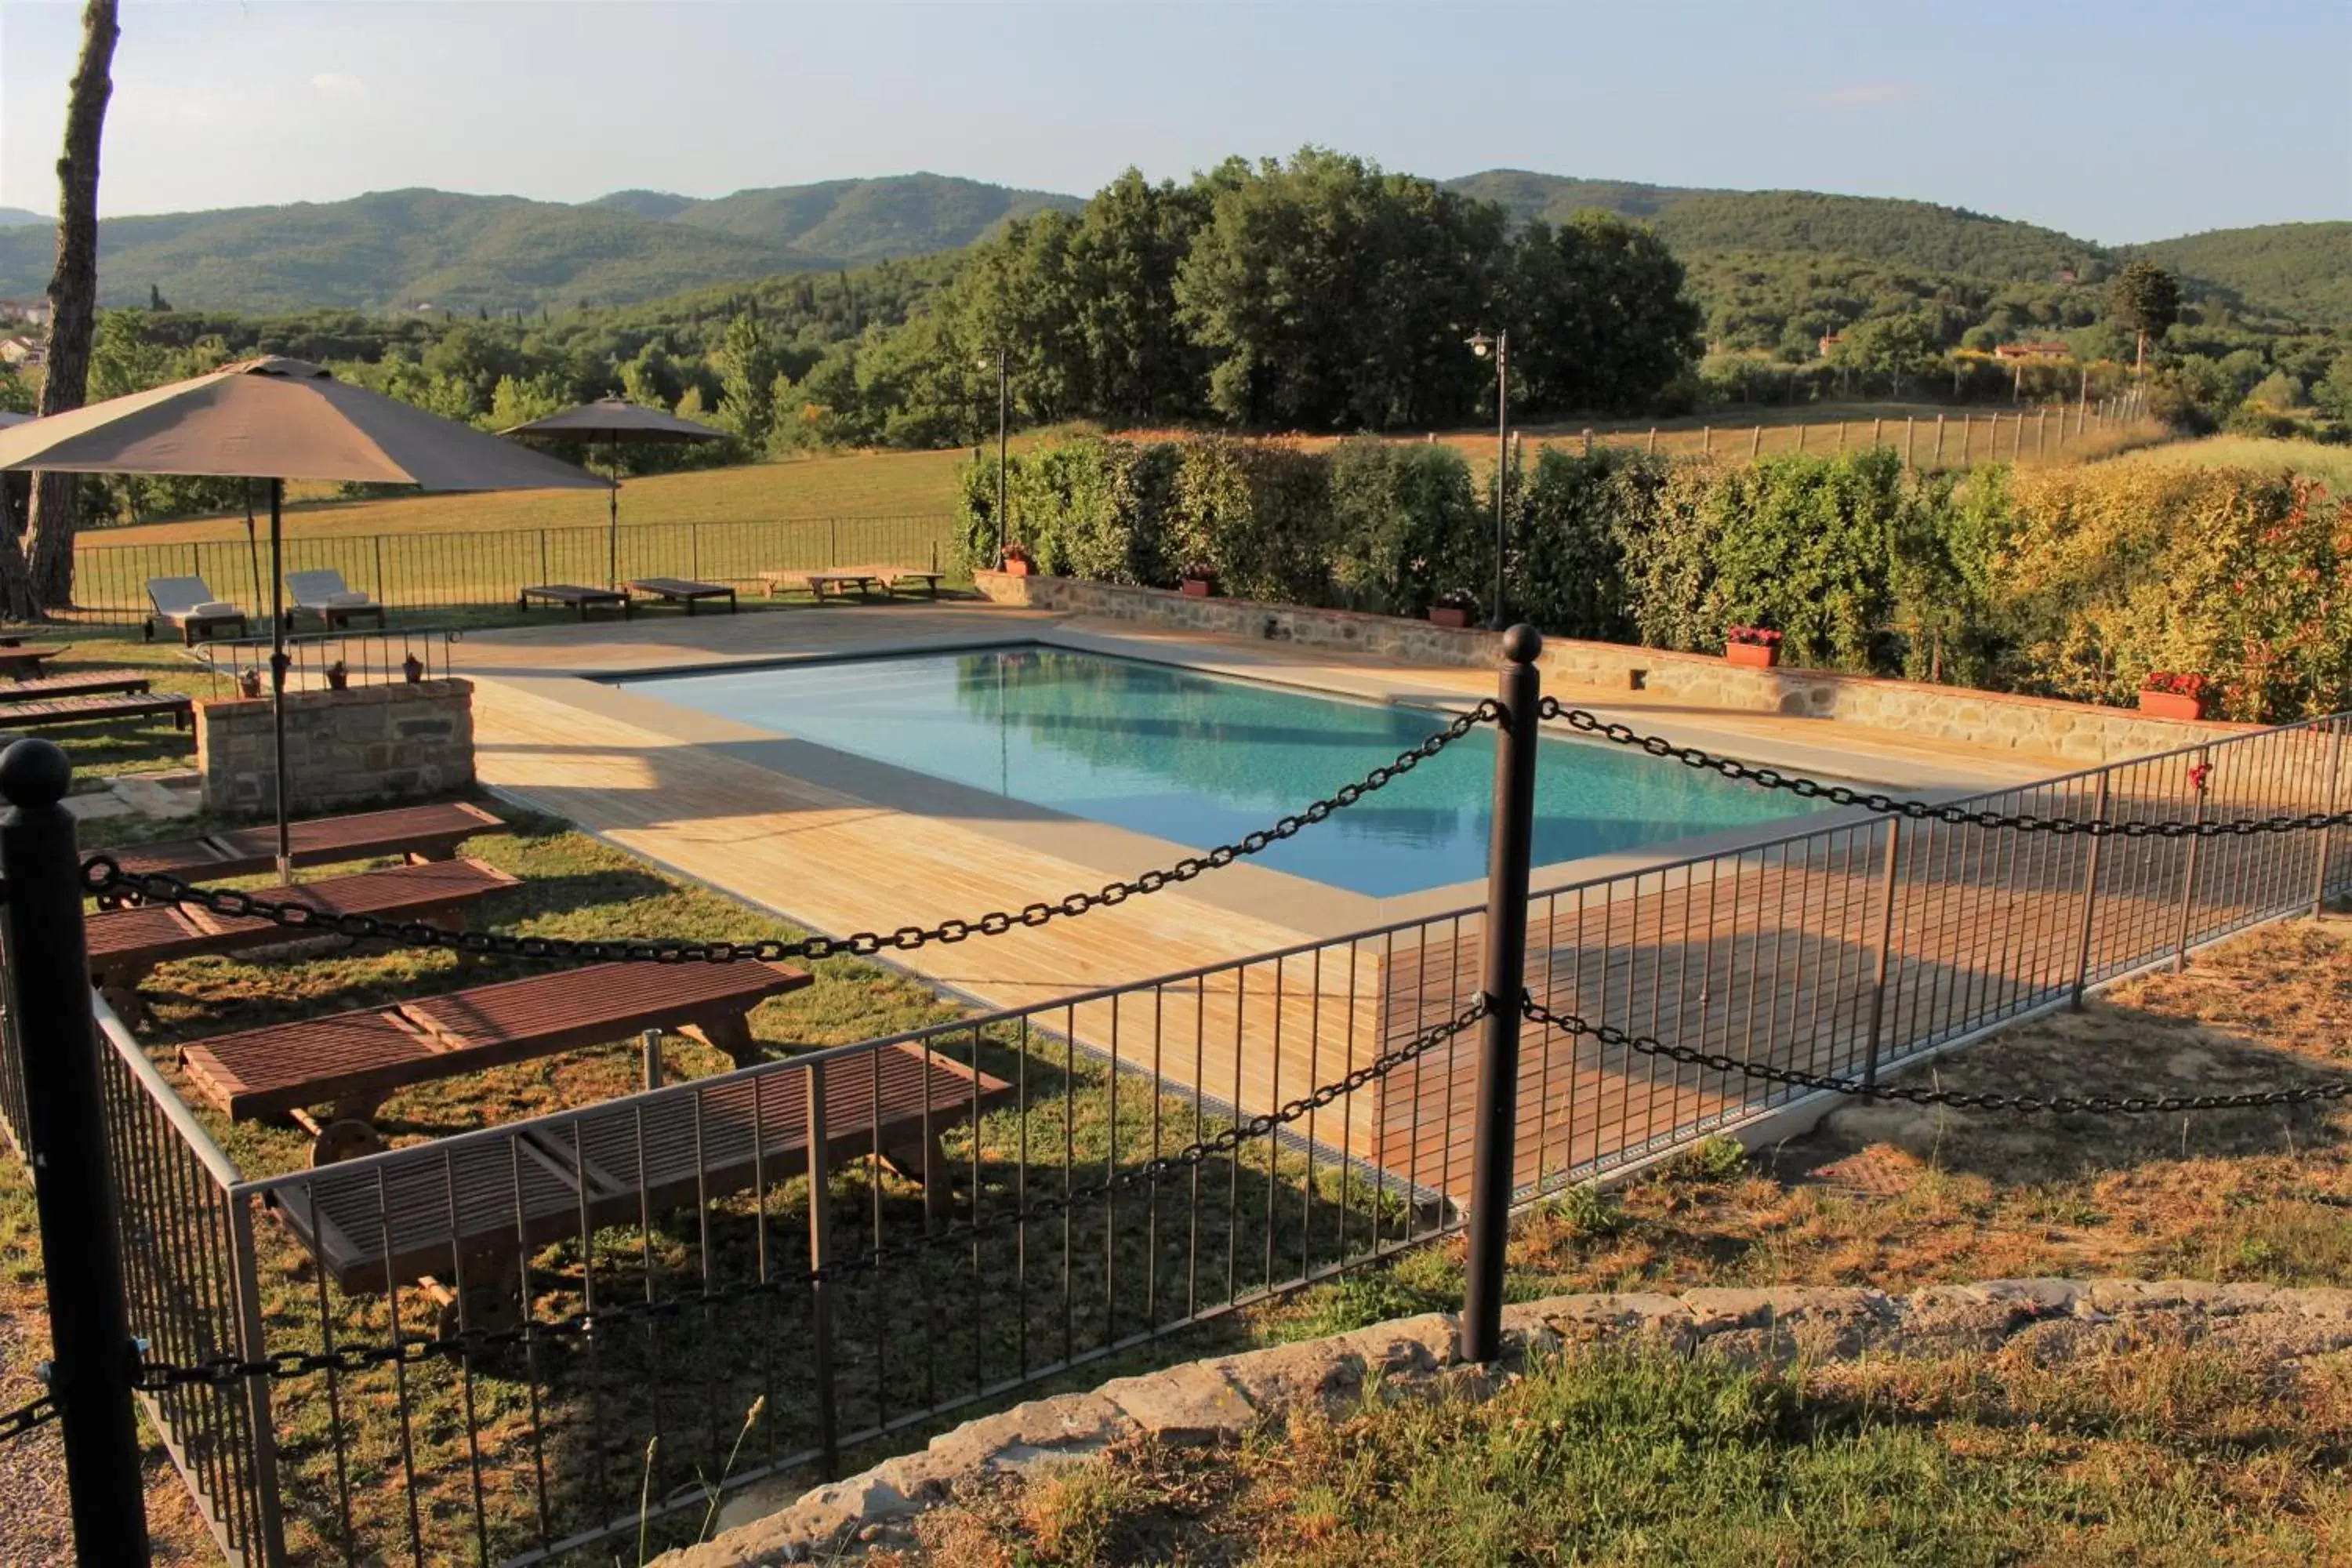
[0,644,70,679]
[836,565,946,601]
[179,959,811,1138]
[103,800,505,900]
[269,1042,1012,1298]
[517,584,631,619]
[87,856,518,1019]
[0,668,151,700]
[0,691,191,732]
[759,569,877,602]
[624,577,737,615]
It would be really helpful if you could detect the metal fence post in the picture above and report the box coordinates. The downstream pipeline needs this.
[1463,626,1541,1364]
[804,1060,839,1478]
[2176,750,2210,971]
[1860,818,1902,1087]
[228,1192,287,1560]
[0,739,152,1566]
[2314,725,2343,916]
[641,1029,663,1091]
[2071,773,2111,1007]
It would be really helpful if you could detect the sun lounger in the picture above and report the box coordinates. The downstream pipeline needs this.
[0,644,70,678]
[0,667,150,700]
[178,958,813,1134]
[145,576,250,645]
[759,569,877,601]
[517,584,630,619]
[285,569,388,630]
[86,855,518,1019]
[0,691,191,732]
[623,577,737,615]
[270,1041,1011,1295]
[100,800,505,900]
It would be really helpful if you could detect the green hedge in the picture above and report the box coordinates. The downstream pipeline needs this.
[959,437,2352,723]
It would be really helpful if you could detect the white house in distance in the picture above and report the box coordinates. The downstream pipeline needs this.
[0,336,44,369]
[0,299,53,329]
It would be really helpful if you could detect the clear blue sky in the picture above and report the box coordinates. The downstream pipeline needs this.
[1,0,2345,243]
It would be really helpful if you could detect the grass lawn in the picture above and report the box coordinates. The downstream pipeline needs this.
[904,1336,2350,1566]
[2101,434,2352,494]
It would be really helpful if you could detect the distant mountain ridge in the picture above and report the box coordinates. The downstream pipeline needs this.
[0,169,2334,326]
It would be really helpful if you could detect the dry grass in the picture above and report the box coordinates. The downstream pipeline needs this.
[2103,435,2352,495]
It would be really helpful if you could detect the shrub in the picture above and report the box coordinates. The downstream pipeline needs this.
[1166,436,1335,604]
[1324,437,1484,616]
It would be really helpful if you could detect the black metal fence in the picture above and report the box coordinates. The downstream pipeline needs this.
[71,514,958,624]
[5,703,2350,1564]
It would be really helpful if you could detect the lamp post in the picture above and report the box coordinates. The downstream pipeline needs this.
[978,347,1010,566]
[1468,330,1510,630]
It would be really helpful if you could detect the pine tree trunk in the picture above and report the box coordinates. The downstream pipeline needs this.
[13,0,121,617]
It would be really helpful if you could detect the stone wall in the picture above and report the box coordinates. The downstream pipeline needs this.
[978,572,2245,767]
[195,679,474,817]
[666,1276,2352,1565]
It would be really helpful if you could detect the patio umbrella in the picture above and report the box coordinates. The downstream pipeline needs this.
[499,397,724,588]
[0,356,604,877]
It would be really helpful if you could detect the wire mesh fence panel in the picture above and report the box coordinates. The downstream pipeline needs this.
[69,516,959,623]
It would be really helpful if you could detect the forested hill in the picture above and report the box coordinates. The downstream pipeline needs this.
[1446,172,2097,281]
[2128,223,2352,334]
[0,208,45,229]
[0,175,1082,315]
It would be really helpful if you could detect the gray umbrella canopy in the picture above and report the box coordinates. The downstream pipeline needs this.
[501,396,724,587]
[0,356,605,877]
[0,412,30,430]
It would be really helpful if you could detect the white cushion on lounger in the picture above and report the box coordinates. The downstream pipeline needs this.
[189,601,240,619]
[325,591,373,608]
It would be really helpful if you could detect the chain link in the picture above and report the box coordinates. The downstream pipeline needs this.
[85,702,1500,965]
[1520,994,2352,1116]
[1541,699,2348,840]
[0,1395,56,1443]
[134,995,1492,1391]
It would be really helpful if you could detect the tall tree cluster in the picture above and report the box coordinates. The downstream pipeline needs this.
[877,149,1703,442]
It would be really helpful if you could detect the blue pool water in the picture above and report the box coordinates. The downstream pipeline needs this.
[618,647,1835,898]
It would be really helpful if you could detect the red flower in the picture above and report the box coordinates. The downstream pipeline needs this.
[2141,671,2210,698]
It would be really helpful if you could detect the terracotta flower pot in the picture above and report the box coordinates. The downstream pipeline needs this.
[1429,605,1472,629]
[1725,641,1780,669]
[1001,557,1036,577]
[403,654,426,684]
[325,666,350,691]
[2138,689,2206,720]
[1181,577,1215,597]
[237,670,262,699]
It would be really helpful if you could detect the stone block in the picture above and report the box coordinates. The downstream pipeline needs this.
[1098,1360,1256,1443]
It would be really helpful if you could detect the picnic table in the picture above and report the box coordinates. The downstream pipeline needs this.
[517,584,631,619]
[760,569,879,601]
[624,577,738,615]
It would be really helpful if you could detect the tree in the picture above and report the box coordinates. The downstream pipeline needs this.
[710,312,779,449]
[147,282,170,311]
[0,0,118,618]
[1500,212,1702,417]
[2109,260,2180,378]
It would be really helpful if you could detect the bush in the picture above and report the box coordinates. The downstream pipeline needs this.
[1323,437,1484,616]
[1165,437,1335,605]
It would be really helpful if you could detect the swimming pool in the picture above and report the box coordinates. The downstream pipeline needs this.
[616,646,1836,898]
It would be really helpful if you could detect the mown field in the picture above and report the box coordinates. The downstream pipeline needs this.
[2102,434,2352,493]
[76,402,2165,556]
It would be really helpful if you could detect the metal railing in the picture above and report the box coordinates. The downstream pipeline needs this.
[4,704,2350,1563]
[187,625,465,700]
[70,514,957,623]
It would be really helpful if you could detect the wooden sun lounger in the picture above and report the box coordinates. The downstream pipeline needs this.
[103,801,505,895]
[0,668,151,700]
[271,1042,1011,1294]
[759,569,877,601]
[0,691,191,732]
[836,565,946,600]
[624,577,738,615]
[517,584,631,619]
[178,959,813,1131]
[0,644,70,679]
[87,856,519,1018]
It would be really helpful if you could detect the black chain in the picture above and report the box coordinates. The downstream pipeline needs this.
[86,702,1499,966]
[0,1394,56,1443]
[134,996,1491,1391]
[1541,699,2348,840]
[1520,994,2352,1116]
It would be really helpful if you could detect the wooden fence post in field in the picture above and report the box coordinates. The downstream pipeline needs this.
[1933,414,1946,466]
[1961,415,1973,465]
[1701,425,1712,456]
[1871,416,1882,450]
[1904,416,1915,468]
[1750,425,1763,460]
[1582,427,1594,456]
[1795,423,1807,455]
[2036,408,2046,456]
[1646,427,1657,455]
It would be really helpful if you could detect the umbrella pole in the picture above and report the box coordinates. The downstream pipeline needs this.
[608,442,619,589]
[243,482,263,624]
[269,477,292,884]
